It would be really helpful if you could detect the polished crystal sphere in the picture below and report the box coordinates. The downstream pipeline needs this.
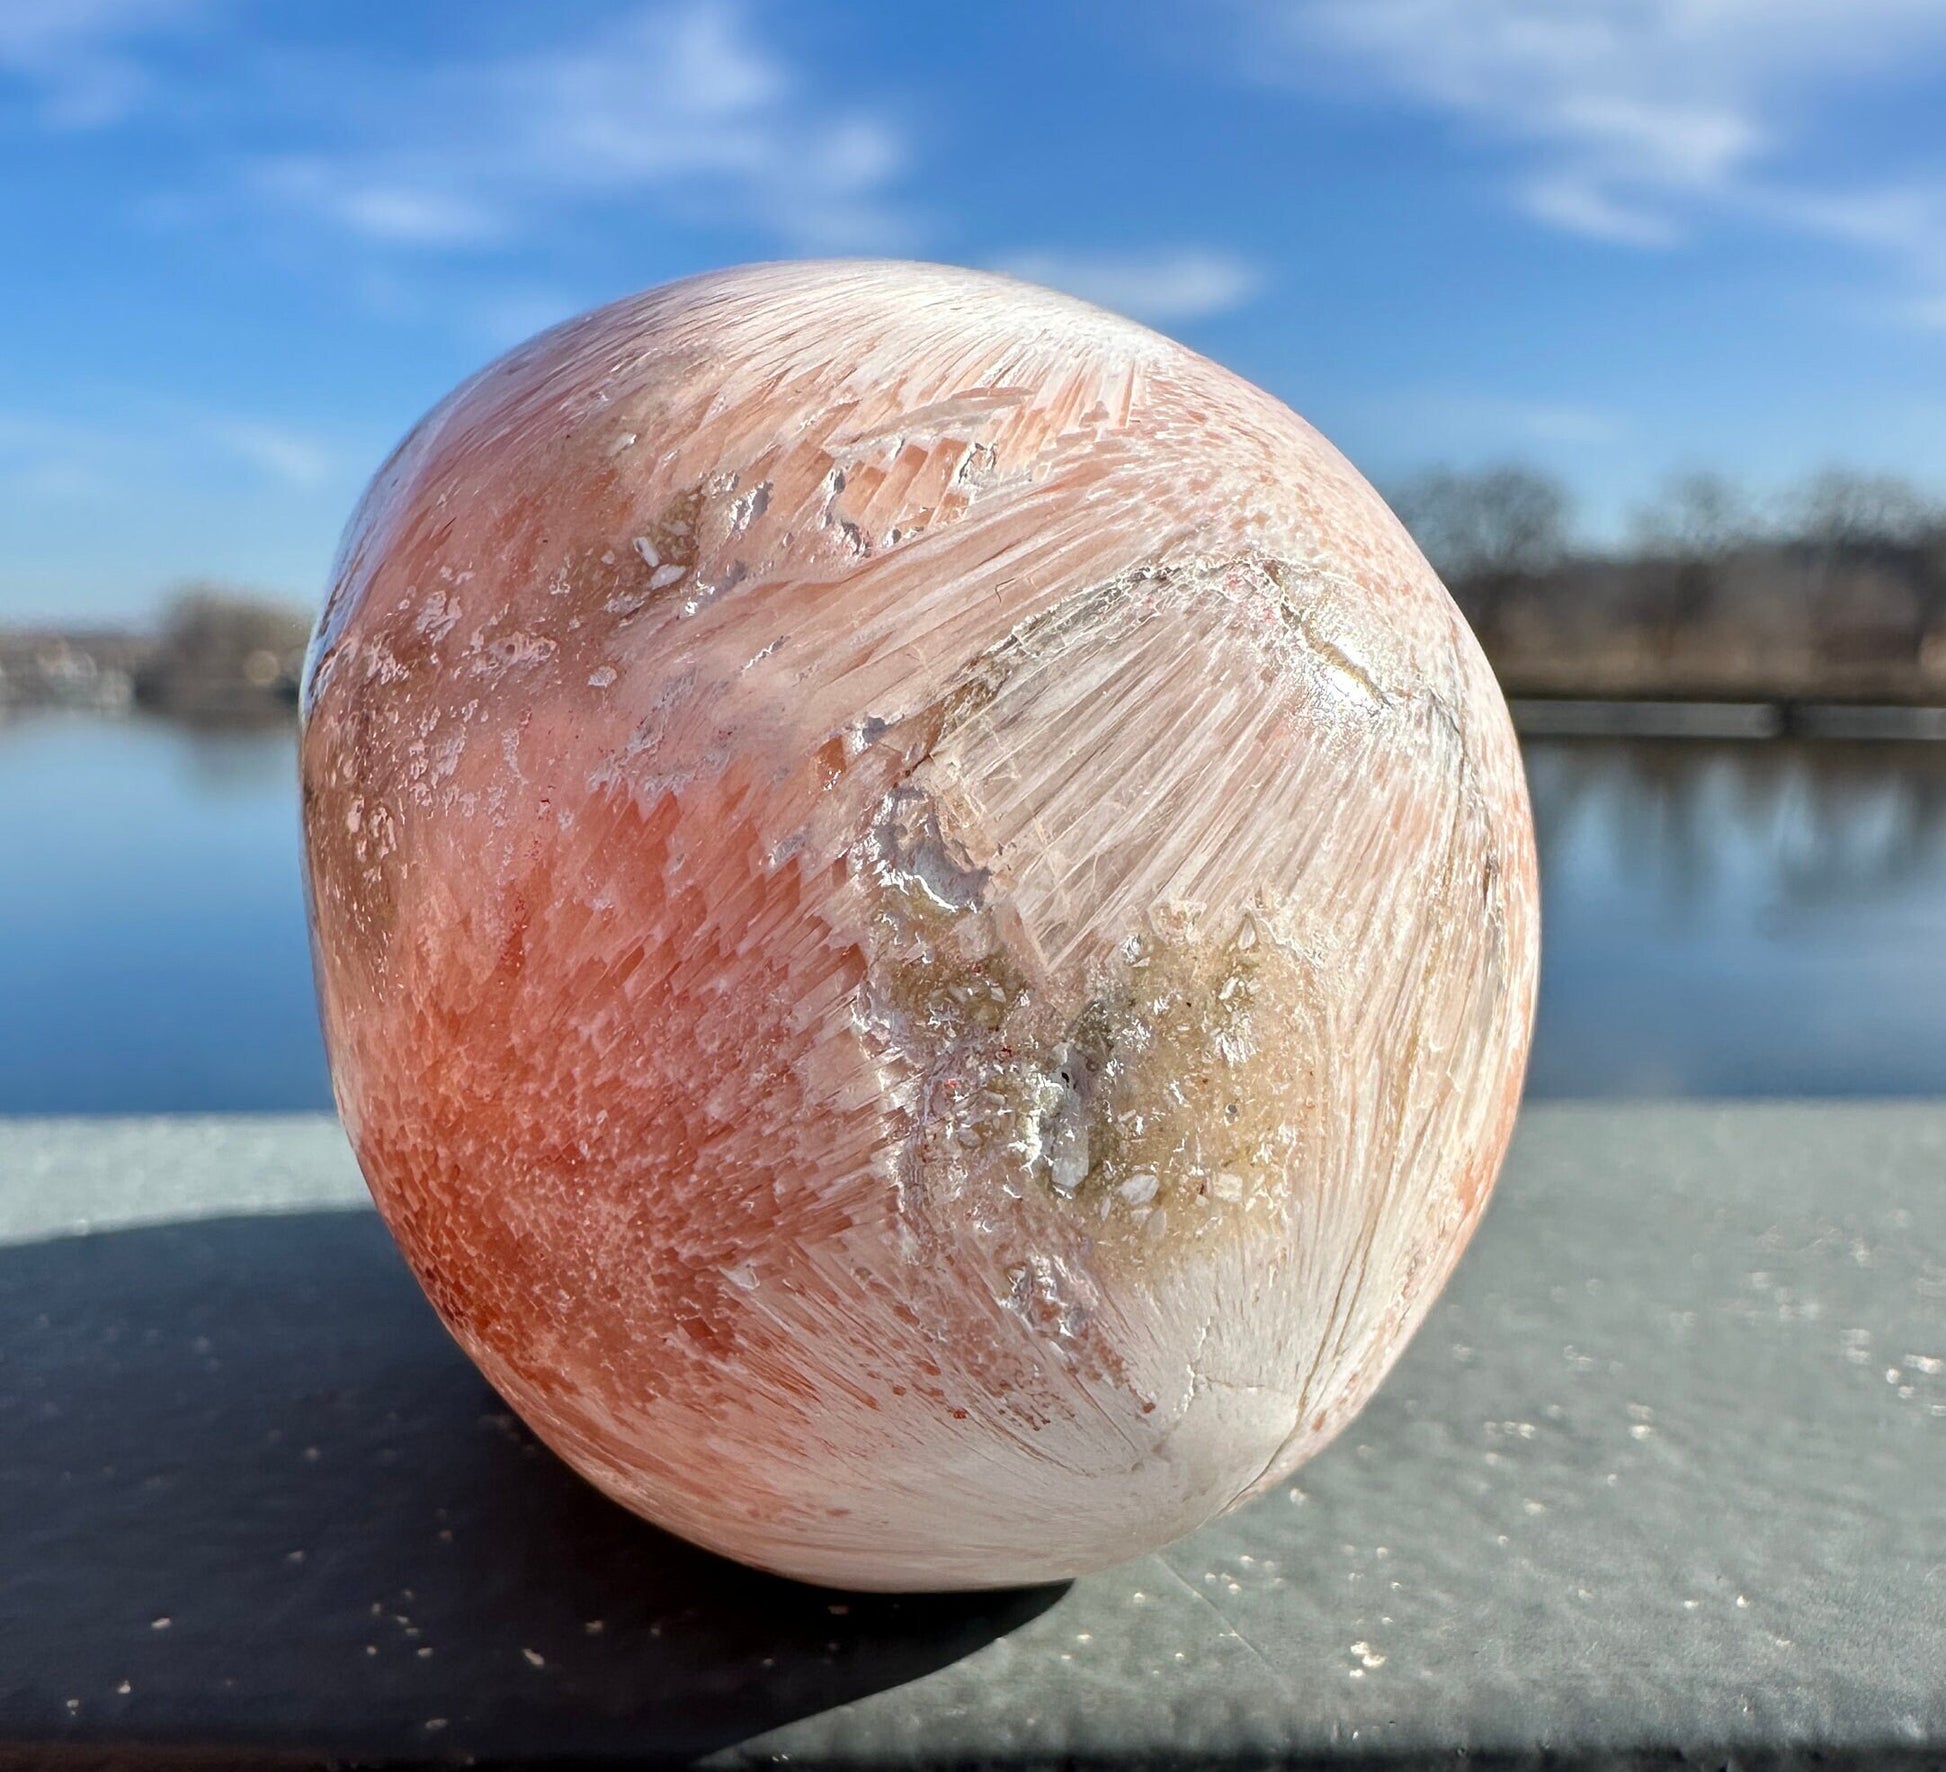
[301,261,1538,1591]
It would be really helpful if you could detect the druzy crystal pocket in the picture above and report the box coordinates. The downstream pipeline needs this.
[301,261,1538,1591]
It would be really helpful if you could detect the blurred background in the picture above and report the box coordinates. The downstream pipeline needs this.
[3,0,1944,1113]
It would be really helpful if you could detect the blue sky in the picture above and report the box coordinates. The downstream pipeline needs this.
[2,0,1943,621]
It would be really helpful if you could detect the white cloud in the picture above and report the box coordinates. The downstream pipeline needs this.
[1909,295,1946,333]
[1520,175,1680,249]
[990,249,1265,324]
[0,0,205,126]
[1238,0,1946,318]
[1761,182,1946,277]
[250,164,505,250]
[253,2,914,256]
[1512,403,1624,447]
[204,419,332,489]
[0,407,336,498]
[0,413,109,503]
[1354,389,1625,455]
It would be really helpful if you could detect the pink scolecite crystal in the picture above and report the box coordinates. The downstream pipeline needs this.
[301,260,1538,1591]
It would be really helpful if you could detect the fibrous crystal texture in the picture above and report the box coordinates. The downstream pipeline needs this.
[301,261,1539,1591]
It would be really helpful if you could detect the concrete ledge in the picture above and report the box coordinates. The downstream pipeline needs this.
[1,1103,1942,1767]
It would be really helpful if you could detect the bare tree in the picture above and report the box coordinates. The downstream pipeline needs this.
[1380,455,1946,695]
[1629,471,1755,560]
[1390,466,1573,586]
[1787,469,1940,552]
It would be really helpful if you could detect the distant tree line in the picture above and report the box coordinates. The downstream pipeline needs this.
[135,585,311,720]
[1388,466,1946,702]
[12,475,1946,720]
[0,584,310,723]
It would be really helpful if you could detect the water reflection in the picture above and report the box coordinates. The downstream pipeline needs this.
[168,723,305,796]
[1525,738,1946,1097]
[1531,739,1946,917]
[4,717,1946,1109]
[0,715,328,1114]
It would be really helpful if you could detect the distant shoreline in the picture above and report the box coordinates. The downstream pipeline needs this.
[11,612,1946,743]
[0,594,307,726]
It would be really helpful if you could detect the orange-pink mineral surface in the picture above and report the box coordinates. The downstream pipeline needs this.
[300,260,1538,1591]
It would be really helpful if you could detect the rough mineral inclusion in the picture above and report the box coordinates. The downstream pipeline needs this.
[301,261,1539,1592]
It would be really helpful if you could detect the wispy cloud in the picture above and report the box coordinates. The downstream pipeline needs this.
[0,407,336,499]
[0,0,206,127]
[1521,176,1681,250]
[1236,0,1946,318]
[204,418,332,489]
[0,413,111,502]
[1756,182,1946,294]
[990,249,1265,324]
[247,2,914,257]
[249,165,505,250]
[1909,295,1946,333]
[1507,402,1624,447]
[1347,388,1627,463]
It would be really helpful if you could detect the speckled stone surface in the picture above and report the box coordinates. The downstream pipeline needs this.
[301,260,1539,1591]
[0,1103,1942,1767]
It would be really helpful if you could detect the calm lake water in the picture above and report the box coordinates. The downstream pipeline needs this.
[5,714,1946,1112]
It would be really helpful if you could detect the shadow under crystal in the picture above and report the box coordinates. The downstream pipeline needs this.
[0,1209,1065,1764]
